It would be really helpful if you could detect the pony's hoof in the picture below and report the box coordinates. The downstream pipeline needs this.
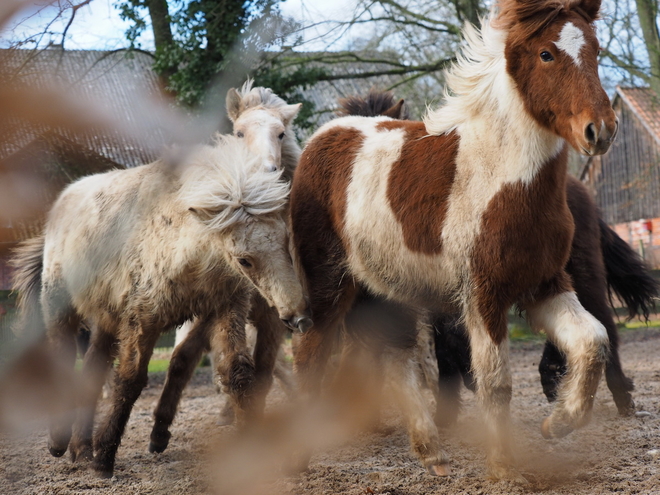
[427,463,451,476]
[91,460,114,479]
[541,417,552,439]
[71,445,93,463]
[48,445,67,458]
[541,416,574,439]
[616,397,635,417]
[487,462,528,483]
[148,430,171,454]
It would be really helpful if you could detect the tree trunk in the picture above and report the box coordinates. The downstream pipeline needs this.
[146,0,176,85]
[636,0,660,96]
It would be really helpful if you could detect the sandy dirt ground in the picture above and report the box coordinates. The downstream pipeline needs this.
[1,328,659,495]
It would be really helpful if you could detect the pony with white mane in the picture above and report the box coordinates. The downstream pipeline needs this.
[11,135,311,478]
[290,0,617,481]
[154,82,304,451]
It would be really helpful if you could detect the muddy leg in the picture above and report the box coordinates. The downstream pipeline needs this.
[385,346,450,476]
[70,329,116,463]
[250,296,287,416]
[92,327,160,478]
[465,303,523,481]
[210,297,256,428]
[526,291,609,439]
[432,314,465,429]
[149,318,212,454]
[43,290,80,458]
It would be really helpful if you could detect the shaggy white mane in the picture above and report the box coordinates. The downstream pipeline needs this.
[424,16,513,135]
[237,79,290,112]
[178,135,290,231]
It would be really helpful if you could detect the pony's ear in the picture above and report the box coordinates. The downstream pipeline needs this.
[226,88,242,122]
[280,103,302,126]
[383,99,406,119]
[578,0,601,21]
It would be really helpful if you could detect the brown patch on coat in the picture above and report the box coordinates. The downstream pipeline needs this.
[471,146,574,343]
[373,120,459,254]
[290,127,364,328]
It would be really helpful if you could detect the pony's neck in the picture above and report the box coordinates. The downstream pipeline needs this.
[424,21,564,184]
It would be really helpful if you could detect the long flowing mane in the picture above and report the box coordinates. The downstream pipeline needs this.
[178,135,290,231]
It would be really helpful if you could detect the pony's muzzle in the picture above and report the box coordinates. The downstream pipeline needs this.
[282,315,313,333]
[583,117,618,155]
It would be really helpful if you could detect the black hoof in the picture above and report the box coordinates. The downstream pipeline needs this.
[48,445,68,457]
[148,430,171,454]
[91,460,114,479]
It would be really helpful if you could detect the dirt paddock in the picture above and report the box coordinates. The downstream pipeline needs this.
[1,328,659,495]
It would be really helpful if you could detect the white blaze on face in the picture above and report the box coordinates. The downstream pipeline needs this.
[554,22,586,67]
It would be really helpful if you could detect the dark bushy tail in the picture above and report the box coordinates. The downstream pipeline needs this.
[10,235,45,335]
[599,218,659,320]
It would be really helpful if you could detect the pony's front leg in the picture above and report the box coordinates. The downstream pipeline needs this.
[465,306,521,481]
[526,291,608,438]
[149,317,213,454]
[250,295,287,415]
[210,295,255,427]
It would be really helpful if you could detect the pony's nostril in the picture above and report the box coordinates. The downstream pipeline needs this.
[585,122,597,145]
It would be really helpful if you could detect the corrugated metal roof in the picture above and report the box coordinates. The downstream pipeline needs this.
[0,48,166,168]
[617,86,660,147]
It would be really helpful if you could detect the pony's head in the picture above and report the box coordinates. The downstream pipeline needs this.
[497,0,616,155]
[226,80,301,173]
[179,135,311,332]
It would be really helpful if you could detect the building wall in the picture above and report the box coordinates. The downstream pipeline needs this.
[587,102,660,225]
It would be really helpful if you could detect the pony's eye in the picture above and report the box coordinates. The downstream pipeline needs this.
[278,132,285,140]
[238,258,252,268]
[540,51,554,62]
[236,131,244,138]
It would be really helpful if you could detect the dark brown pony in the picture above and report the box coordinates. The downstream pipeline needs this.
[339,89,658,419]
[290,0,617,480]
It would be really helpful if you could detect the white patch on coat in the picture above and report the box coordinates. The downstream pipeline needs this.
[554,22,585,67]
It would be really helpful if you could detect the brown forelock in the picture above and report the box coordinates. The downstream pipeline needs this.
[470,145,574,344]
[494,0,600,34]
[376,120,459,254]
[504,10,609,145]
[289,126,364,327]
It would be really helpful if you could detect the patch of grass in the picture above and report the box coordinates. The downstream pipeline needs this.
[508,323,543,342]
[148,359,171,373]
[623,320,660,330]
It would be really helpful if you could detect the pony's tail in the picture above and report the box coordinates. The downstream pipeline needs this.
[10,235,46,336]
[600,218,659,320]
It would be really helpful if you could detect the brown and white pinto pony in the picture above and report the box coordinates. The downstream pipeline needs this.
[338,89,658,417]
[290,0,617,480]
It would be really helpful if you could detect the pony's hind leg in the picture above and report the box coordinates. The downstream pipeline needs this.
[149,317,212,454]
[70,327,116,462]
[526,291,609,438]
[42,287,80,458]
[92,325,160,478]
[384,345,449,476]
